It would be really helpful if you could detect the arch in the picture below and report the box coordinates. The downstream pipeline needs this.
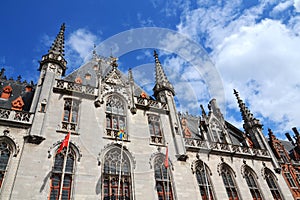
[49,146,76,200]
[153,153,176,200]
[48,140,82,162]
[0,134,19,157]
[105,94,128,140]
[100,144,134,200]
[193,160,215,200]
[149,151,174,170]
[218,162,240,200]
[242,165,263,200]
[263,167,283,199]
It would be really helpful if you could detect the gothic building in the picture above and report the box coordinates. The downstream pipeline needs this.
[268,127,300,199]
[0,24,294,199]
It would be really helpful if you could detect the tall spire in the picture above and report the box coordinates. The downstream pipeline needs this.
[39,23,67,75]
[233,89,262,128]
[153,50,175,99]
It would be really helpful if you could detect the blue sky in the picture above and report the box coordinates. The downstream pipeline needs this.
[1,0,300,139]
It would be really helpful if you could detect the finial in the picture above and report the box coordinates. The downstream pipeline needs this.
[110,56,118,69]
[128,68,133,81]
[153,50,160,64]
[92,44,97,59]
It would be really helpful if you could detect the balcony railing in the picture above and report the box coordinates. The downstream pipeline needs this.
[54,79,97,96]
[135,97,168,111]
[184,137,270,158]
[0,108,34,125]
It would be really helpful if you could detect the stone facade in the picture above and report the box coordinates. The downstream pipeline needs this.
[0,24,294,199]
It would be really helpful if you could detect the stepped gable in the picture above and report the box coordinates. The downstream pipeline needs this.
[0,68,35,111]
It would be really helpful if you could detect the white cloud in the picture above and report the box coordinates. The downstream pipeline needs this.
[65,28,97,72]
[294,0,300,12]
[174,0,300,136]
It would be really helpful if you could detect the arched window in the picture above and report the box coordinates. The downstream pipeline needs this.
[102,147,132,200]
[220,164,240,200]
[243,167,262,200]
[264,168,282,200]
[154,155,174,200]
[195,161,214,200]
[62,98,80,132]
[0,141,12,189]
[106,96,126,139]
[49,148,75,200]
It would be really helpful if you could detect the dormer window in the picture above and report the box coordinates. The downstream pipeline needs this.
[1,85,12,99]
[75,77,82,84]
[85,73,91,80]
[11,97,24,111]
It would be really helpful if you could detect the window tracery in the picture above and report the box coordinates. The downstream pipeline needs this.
[210,119,226,143]
[243,167,262,200]
[154,155,174,200]
[105,96,126,139]
[49,148,75,200]
[195,161,214,200]
[0,141,12,189]
[220,164,240,200]
[264,168,282,200]
[102,147,132,200]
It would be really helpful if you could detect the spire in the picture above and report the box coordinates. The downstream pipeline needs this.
[39,23,67,75]
[153,50,175,99]
[128,68,137,114]
[233,89,262,129]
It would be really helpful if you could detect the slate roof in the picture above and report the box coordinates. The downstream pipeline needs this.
[0,73,35,112]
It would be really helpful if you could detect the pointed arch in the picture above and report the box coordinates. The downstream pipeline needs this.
[49,146,77,200]
[105,94,128,140]
[152,153,176,200]
[48,141,82,162]
[241,164,263,200]
[263,167,283,200]
[193,160,215,200]
[0,135,18,189]
[0,134,19,157]
[100,144,134,200]
[218,162,240,200]
[209,118,227,143]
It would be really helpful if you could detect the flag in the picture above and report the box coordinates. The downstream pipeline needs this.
[117,128,125,140]
[57,132,70,154]
[164,145,169,168]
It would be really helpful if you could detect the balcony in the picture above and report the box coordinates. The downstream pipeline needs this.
[53,79,97,98]
[184,137,270,158]
[135,97,169,112]
[0,108,34,127]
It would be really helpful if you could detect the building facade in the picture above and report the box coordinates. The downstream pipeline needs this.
[0,24,294,199]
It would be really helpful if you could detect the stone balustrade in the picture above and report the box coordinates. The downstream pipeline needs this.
[0,108,34,125]
[135,97,168,111]
[54,79,97,96]
[184,137,270,158]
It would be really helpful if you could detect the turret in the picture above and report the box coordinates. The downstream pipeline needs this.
[152,50,187,161]
[27,24,67,142]
[153,50,175,103]
[39,23,67,76]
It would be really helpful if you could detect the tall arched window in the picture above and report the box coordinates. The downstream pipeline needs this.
[154,155,174,200]
[148,115,164,145]
[264,168,282,200]
[243,167,262,200]
[49,148,75,200]
[102,147,132,200]
[195,161,214,200]
[0,141,12,189]
[106,96,126,139]
[220,164,240,200]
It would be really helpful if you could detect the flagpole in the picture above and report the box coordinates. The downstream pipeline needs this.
[58,132,71,200]
[117,137,124,199]
[165,144,169,200]
[203,161,211,200]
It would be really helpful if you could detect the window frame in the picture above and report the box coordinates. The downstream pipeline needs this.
[0,140,12,189]
[220,164,240,200]
[195,161,215,200]
[243,169,263,200]
[61,98,80,132]
[49,148,76,200]
[264,168,283,200]
[102,147,132,200]
[148,114,164,145]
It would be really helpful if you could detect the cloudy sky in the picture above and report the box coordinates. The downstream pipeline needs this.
[1,0,300,139]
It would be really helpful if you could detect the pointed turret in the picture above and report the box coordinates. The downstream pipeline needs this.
[39,23,67,76]
[153,50,175,102]
[233,89,263,148]
[233,89,262,129]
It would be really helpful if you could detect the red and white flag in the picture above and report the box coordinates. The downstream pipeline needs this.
[164,145,169,168]
[57,132,70,154]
